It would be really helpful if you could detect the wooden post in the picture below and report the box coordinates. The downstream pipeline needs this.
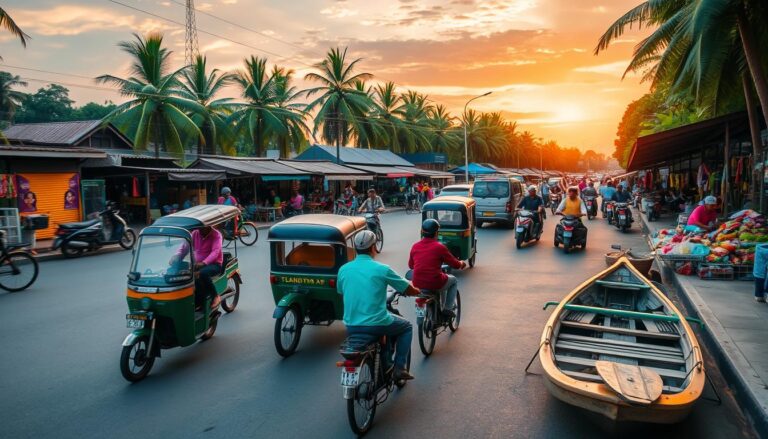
[145,171,151,226]
[723,122,730,216]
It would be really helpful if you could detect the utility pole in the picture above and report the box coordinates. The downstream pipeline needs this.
[463,92,492,182]
[185,0,200,67]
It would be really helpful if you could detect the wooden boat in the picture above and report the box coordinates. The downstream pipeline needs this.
[538,257,705,424]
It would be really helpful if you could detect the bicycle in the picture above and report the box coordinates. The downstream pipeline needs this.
[404,196,421,214]
[223,216,259,248]
[0,231,39,292]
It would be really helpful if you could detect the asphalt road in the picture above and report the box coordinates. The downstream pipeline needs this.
[0,210,756,438]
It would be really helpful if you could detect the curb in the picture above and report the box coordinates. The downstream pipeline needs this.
[639,211,768,436]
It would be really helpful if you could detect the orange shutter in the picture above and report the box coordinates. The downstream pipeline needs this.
[19,173,82,239]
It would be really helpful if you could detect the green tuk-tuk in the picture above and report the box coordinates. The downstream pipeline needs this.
[268,214,368,357]
[120,205,243,382]
[421,196,477,267]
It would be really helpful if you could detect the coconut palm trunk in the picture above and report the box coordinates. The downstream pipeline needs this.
[736,6,768,132]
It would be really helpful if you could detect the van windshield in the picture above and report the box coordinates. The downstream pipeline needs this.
[473,181,509,198]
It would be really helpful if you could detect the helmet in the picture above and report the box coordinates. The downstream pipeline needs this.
[421,218,440,237]
[353,230,377,250]
[527,185,537,193]
[704,195,717,205]
[221,187,231,195]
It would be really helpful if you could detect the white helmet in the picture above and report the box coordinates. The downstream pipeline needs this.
[527,185,537,193]
[353,230,377,250]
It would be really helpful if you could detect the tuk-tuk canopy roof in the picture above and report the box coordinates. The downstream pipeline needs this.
[268,214,367,243]
[151,205,240,229]
[422,196,476,212]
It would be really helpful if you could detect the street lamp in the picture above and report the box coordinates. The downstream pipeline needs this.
[463,91,492,182]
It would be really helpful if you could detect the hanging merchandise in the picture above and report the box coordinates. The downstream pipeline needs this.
[735,157,743,184]
[697,164,710,191]
[131,176,140,198]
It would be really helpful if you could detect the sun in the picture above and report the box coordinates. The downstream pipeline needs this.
[552,105,586,123]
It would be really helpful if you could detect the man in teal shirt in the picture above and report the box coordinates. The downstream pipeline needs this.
[338,230,418,380]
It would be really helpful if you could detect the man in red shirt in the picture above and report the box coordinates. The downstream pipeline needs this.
[408,219,466,317]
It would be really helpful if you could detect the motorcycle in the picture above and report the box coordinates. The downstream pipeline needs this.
[647,196,662,222]
[405,266,462,356]
[554,215,587,254]
[363,212,384,252]
[514,209,543,249]
[583,195,598,220]
[614,202,632,232]
[549,193,562,215]
[53,201,136,258]
[338,289,411,435]
[604,200,616,224]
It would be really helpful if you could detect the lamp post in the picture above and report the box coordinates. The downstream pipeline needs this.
[463,91,492,182]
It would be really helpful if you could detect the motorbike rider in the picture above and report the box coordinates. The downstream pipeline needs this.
[517,185,545,226]
[611,185,634,223]
[408,219,466,318]
[556,187,588,233]
[359,188,385,214]
[337,230,419,381]
[599,181,617,215]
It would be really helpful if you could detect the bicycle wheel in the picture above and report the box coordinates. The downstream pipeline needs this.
[375,228,384,252]
[347,356,376,435]
[449,291,461,332]
[417,307,436,356]
[238,222,259,246]
[0,252,39,292]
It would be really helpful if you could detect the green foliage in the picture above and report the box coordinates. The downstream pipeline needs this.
[15,84,74,123]
[0,72,27,124]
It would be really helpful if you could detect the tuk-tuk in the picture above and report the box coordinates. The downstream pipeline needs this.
[421,196,477,267]
[268,214,367,357]
[120,205,243,382]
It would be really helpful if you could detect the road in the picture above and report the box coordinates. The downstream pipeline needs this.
[0,210,756,438]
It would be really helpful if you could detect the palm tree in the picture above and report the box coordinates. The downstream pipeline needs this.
[230,56,305,157]
[426,104,459,153]
[397,90,432,153]
[303,47,373,161]
[0,72,27,123]
[97,33,205,158]
[176,55,237,156]
[0,7,29,48]
[271,66,310,157]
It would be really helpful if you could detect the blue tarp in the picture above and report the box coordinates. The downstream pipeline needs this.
[449,163,497,175]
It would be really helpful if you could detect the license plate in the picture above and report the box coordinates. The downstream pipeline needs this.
[415,305,426,318]
[619,215,626,220]
[516,227,525,233]
[126,313,149,329]
[563,231,573,237]
[483,211,495,217]
[341,369,360,386]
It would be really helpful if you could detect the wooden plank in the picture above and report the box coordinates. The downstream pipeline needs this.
[560,320,680,340]
[596,360,663,405]
[642,319,661,333]
[558,333,682,355]
[555,355,687,380]
[560,370,685,393]
[559,339,683,361]
[556,341,685,365]
[594,279,650,290]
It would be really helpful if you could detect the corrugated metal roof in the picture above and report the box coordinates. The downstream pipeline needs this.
[197,157,310,176]
[4,120,104,146]
[0,145,106,159]
[295,145,414,166]
[280,160,369,175]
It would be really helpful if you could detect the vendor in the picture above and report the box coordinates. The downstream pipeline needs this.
[687,196,719,231]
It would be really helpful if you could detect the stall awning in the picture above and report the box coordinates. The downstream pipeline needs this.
[280,160,373,180]
[627,111,759,171]
[395,166,455,180]
[346,164,414,178]
[115,166,226,181]
[0,145,106,159]
[197,157,310,179]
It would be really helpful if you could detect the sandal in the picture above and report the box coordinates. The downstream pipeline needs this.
[210,295,222,309]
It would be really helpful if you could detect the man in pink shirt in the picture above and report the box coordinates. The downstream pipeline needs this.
[687,196,720,231]
[172,225,223,309]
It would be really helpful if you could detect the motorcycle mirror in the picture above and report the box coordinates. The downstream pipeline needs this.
[127,272,141,281]
[611,244,622,250]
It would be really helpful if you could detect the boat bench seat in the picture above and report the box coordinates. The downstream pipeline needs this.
[558,333,682,355]
[560,320,680,340]
[556,340,685,365]
[594,279,650,290]
[555,355,687,380]
[561,370,684,393]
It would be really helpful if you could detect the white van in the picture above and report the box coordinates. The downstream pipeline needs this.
[473,177,524,227]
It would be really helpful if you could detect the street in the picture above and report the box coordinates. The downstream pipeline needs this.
[0,211,755,438]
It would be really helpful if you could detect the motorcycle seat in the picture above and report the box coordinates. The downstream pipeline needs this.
[59,219,100,230]
[340,334,380,356]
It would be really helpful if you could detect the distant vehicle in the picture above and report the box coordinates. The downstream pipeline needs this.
[437,184,472,198]
[508,174,526,185]
[472,176,524,228]
[548,177,564,187]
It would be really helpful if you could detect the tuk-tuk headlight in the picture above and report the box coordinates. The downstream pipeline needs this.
[141,297,152,310]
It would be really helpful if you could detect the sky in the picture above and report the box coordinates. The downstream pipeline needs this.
[0,0,653,154]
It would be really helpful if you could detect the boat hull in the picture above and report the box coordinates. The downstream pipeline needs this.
[538,257,705,424]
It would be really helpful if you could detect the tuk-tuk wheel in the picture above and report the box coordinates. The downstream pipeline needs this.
[221,277,240,313]
[274,306,302,357]
[201,312,220,341]
[120,336,155,382]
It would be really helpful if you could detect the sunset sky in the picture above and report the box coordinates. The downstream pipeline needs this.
[1,0,654,154]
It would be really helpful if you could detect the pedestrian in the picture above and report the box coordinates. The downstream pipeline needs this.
[754,243,768,303]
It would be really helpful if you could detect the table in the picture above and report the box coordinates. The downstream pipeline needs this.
[256,207,282,222]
